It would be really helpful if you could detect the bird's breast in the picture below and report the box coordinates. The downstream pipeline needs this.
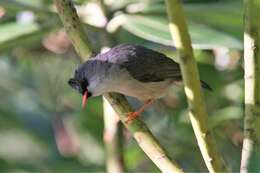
[109,70,173,101]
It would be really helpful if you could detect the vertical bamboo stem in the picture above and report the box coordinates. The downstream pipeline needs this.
[240,1,260,173]
[164,0,227,172]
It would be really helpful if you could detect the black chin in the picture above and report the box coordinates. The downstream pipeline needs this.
[87,91,92,98]
[80,79,88,95]
[80,88,92,98]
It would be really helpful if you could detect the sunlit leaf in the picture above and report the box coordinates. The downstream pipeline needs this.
[185,1,243,39]
[0,22,39,43]
[127,0,243,41]
[119,14,242,49]
[0,21,56,51]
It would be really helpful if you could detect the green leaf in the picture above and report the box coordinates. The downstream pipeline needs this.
[123,0,243,45]
[0,22,54,51]
[0,22,39,43]
[209,106,243,129]
[0,0,48,12]
[185,1,243,39]
[119,14,242,49]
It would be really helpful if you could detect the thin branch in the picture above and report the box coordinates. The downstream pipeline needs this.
[240,1,260,173]
[164,0,227,172]
[54,0,184,172]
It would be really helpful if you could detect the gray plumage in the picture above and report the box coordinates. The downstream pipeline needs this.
[68,44,210,101]
[91,44,181,81]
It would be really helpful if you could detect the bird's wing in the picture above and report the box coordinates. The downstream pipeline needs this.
[94,44,135,63]
[118,44,182,82]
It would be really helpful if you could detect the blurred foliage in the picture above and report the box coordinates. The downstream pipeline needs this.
[0,0,256,172]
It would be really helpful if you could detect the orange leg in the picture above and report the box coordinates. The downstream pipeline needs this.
[125,99,154,124]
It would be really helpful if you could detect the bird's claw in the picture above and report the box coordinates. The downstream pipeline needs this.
[125,112,140,124]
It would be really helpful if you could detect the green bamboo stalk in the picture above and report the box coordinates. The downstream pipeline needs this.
[54,0,184,172]
[164,0,227,172]
[240,1,260,173]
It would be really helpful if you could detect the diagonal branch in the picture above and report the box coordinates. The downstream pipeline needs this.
[54,0,93,61]
[164,0,227,172]
[54,0,184,172]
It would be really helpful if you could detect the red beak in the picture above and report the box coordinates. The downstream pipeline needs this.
[82,90,88,109]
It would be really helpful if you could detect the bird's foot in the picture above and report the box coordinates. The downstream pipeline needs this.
[124,99,154,124]
[125,111,140,124]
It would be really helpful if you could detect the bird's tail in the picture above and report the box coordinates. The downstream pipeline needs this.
[200,80,213,91]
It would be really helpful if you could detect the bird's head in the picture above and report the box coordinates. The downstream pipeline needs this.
[68,67,92,108]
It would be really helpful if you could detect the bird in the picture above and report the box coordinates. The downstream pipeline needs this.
[68,43,211,123]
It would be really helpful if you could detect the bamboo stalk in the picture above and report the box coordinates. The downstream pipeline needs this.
[240,1,260,173]
[54,0,184,172]
[164,0,227,172]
